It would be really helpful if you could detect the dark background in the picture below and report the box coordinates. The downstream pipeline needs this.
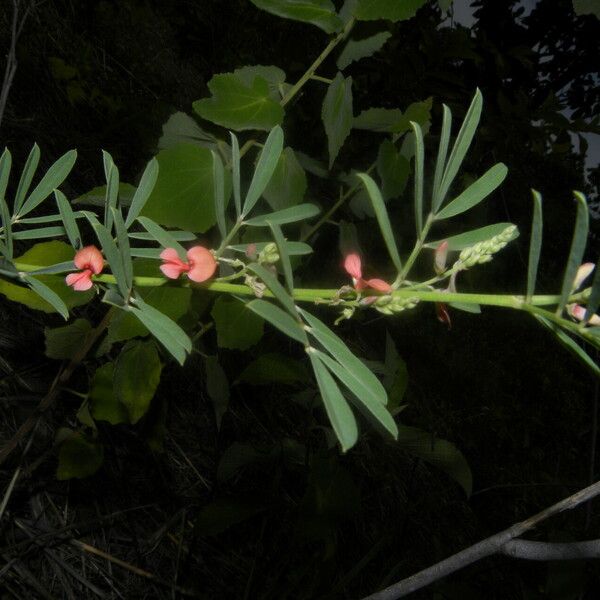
[1,1,599,598]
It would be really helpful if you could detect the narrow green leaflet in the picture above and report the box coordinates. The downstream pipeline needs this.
[0,197,12,260]
[536,316,600,378]
[13,226,65,240]
[249,0,343,34]
[84,213,129,298]
[299,308,388,406]
[247,262,297,317]
[114,340,162,424]
[435,163,508,220]
[211,296,264,350]
[584,257,600,325]
[268,221,293,292]
[432,104,452,213]
[125,157,159,228]
[129,230,195,242]
[436,89,483,210]
[242,126,284,217]
[313,349,398,439]
[102,151,119,231]
[557,192,589,316]
[0,148,11,205]
[21,274,69,319]
[13,143,40,215]
[230,241,313,256]
[130,294,192,365]
[136,216,186,259]
[424,223,518,251]
[54,190,81,249]
[411,121,425,234]
[244,203,319,227]
[231,132,242,217]
[356,173,402,272]
[246,299,308,343]
[336,31,392,70]
[322,72,353,168]
[308,352,358,453]
[111,207,133,293]
[355,0,428,22]
[263,147,307,210]
[18,149,77,218]
[212,150,227,239]
[193,73,284,131]
[527,190,543,301]
[2,241,92,313]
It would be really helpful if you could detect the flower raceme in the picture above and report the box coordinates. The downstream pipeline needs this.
[160,246,217,283]
[344,253,392,293]
[567,262,600,326]
[65,245,104,291]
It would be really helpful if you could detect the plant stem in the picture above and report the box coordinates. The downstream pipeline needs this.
[394,213,434,286]
[280,18,355,108]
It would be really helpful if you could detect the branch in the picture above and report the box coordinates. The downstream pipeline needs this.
[0,0,33,131]
[361,479,600,599]
[0,307,115,467]
[501,539,600,561]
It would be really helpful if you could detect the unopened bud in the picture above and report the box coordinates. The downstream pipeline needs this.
[457,225,516,269]
[434,241,449,275]
[374,296,419,315]
[258,242,279,264]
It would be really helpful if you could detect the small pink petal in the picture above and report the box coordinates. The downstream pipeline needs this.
[66,270,94,291]
[160,247,181,262]
[354,278,367,291]
[574,262,595,290]
[74,245,104,274]
[160,262,187,279]
[569,304,586,320]
[365,278,392,293]
[186,246,217,283]
[344,254,362,280]
[245,243,257,258]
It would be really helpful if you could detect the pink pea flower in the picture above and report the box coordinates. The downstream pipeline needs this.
[65,245,104,291]
[344,253,392,293]
[160,246,217,283]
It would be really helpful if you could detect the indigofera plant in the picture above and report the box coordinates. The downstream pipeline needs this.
[0,0,598,480]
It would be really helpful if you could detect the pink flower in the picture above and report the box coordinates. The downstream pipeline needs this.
[344,253,392,293]
[160,246,217,283]
[65,245,104,291]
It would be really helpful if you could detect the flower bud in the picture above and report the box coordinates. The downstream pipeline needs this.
[258,242,279,264]
[434,241,448,275]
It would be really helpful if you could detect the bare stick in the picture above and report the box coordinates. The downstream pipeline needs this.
[501,539,600,561]
[0,1,34,132]
[361,479,600,599]
[0,307,115,467]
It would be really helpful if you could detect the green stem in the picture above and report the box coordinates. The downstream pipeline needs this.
[310,74,334,84]
[280,18,355,108]
[215,218,244,257]
[394,213,434,286]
